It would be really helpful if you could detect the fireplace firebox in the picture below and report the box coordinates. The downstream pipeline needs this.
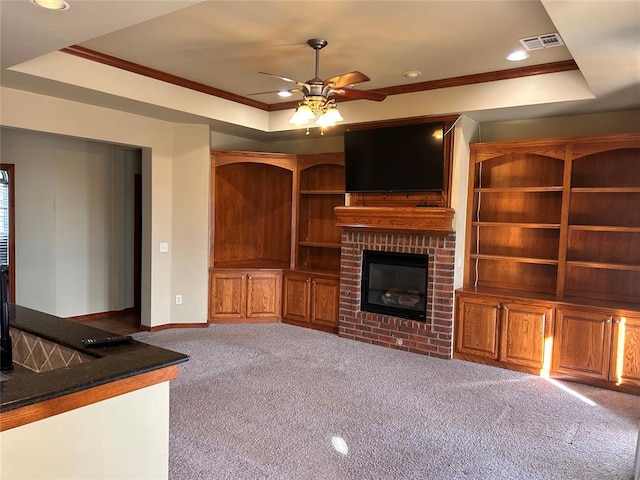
[361,250,429,321]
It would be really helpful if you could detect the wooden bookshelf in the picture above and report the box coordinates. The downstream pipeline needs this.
[457,133,640,394]
[209,150,344,332]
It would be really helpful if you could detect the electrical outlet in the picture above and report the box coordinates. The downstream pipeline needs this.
[175,295,182,305]
[160,242,169,253]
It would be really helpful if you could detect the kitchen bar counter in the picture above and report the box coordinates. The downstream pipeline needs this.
[1,305,188,418]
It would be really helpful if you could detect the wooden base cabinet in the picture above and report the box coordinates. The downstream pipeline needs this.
[455,292,553,373]
[282,271,339,333]
[456,291,640,393]
[552,308,640,388]
[209,269,282,323]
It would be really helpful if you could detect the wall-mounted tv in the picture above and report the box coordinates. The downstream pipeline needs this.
[344,121,445,193]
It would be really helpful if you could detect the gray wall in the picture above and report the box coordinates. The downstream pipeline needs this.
[0,127,139,317]
[477,110,640,143]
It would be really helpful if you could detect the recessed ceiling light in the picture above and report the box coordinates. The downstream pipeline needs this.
[506,50,529,62]
[277,90,293,98]
[403,71,422,79]
[30,0,70,10]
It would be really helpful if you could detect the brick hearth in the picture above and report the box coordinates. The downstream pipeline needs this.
[338,231,455,358]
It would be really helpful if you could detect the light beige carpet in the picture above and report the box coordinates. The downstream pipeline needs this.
[135,323,640,480]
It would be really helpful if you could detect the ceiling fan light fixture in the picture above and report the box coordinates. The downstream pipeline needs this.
[323,105,343,124]
[256,38,385,132]
[289,96,343,128]
[289,104,315,126]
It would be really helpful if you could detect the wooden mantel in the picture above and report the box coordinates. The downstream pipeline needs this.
[334,206,455,235]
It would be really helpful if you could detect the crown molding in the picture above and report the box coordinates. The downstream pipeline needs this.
[62,46,578,114]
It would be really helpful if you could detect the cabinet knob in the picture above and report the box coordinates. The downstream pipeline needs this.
[606,316,613,323]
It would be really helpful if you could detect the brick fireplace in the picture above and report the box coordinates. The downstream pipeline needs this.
[337,228,456,359]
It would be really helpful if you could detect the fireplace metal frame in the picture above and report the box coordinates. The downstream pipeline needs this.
[360,250,429,321]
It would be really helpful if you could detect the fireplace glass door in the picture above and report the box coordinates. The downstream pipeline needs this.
[361,250,428,321]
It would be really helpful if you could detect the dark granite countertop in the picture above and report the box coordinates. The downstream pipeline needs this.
[1,305,188,413]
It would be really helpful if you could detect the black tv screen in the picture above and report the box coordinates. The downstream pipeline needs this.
[344,121,445,193]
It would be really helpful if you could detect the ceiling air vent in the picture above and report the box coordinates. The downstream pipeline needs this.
[519,33,564,51]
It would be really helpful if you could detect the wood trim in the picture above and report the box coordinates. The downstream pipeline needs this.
[61,45,269,111]
[269,61,579,111]
[471,132,640,152]
[67,308,136,322]
[377,60,579,96]
[208,317,280,324]
[139,322,209,332]
[211,150,298,170]
[60,46,577,113]
[334,206,455,235]
[0,365,178,432]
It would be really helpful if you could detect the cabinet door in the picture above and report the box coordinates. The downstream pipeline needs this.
[552,308,612,380]
[610,315,640,387]
[211,271,246,319]
[500,302,553,370]
[282,272,311,323]
[311,276,339,327]
[456,296,500,360]
[246,272,282,319]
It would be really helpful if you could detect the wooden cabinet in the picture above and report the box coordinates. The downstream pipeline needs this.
[455,292,553,373]
[500,302,553,370]
[282,153,344,333]
[553,308,640,388]
[209,269,282,323]
[282,271,339,333]
[208,151,343,331]
[459,133,640,394]
[611,315,640,387]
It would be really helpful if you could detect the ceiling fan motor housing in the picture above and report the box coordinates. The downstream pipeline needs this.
[307,38,328,50]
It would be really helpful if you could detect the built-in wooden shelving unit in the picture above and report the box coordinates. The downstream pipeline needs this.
[456,133,640,395]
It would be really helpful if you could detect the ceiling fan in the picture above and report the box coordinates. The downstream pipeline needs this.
[250,38,387,127]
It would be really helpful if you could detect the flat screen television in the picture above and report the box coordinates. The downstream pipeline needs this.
[344,121,445,193]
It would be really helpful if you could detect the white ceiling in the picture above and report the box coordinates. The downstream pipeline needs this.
[1,0,638,140]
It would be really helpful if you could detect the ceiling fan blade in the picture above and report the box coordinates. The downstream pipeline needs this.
[324,71,370,89]
[258,72,307,87]
[332,88,388,102]
[247,88,301,96]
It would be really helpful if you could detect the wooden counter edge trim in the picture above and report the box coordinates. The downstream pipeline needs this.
[0,365,178,432]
